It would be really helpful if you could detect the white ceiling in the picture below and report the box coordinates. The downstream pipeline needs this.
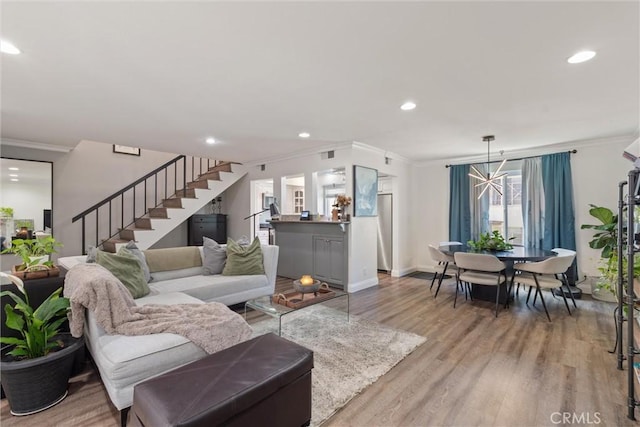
[1,158,52,188]
[1,1,638,163]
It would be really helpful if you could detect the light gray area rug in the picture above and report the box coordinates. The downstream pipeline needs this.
[250,305,426,426]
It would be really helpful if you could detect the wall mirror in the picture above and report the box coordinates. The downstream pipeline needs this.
[0,158,53,248]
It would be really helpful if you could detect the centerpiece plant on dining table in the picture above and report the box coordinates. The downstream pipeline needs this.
[467,230,514,251]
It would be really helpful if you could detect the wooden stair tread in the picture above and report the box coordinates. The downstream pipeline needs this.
[121,227,154,232]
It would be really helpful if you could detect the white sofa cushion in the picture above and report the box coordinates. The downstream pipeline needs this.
[86,292,208,410]
[149,274,268,302]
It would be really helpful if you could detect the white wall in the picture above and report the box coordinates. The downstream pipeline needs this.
[412,159,450,271]
[573,138,633,277]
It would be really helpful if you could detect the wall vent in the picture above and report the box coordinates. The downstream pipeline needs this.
[321,150,335,160]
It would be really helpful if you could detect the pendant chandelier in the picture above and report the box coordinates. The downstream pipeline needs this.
[468,135,507,199]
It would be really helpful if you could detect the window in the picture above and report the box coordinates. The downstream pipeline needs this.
[488,172,523,244]
[316,167,346,216]
[283,174,305,214]
[294,190,304,213]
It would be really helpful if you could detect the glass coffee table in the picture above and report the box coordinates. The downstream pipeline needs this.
[245,287,349,336]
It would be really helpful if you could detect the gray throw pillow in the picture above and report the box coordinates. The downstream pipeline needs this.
[125,241,152,283]
[236,236,251,246]
[86,246,98,263]
[96,247,150,298]
[202,237,227,275]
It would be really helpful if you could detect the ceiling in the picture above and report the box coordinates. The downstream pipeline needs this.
[1,1,638,163]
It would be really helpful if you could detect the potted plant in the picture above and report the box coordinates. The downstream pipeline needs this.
[581,204,619,302]
[0,207,14,249]
[1,236,63,277]
[0,272,83,415]
[0,207,14,218]
[467,230,514,251]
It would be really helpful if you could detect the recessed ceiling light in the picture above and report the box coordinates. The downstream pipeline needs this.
[400,101,416,111]
[298,132,311,138]
[8,167,19,171]
[567,50,596,64]
[10,178,19,182]
[1,40,21,55]
[9,174,18,177]
[206,137,216,144]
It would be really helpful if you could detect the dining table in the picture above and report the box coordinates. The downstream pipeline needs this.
[438,244,558,304]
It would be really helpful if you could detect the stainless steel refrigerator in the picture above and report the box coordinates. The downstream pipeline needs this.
[377,193,392,272]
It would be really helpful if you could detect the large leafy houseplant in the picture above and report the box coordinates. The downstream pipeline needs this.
[1,236,63,271]
[0,272,81,415]
[468,230,514,251]
[580,204,639,302]
[581,204,617,259]
[0,274,70,359]
[581,205,618,297]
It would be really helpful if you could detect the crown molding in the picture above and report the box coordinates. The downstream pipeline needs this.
[351,141,411,164]
[1,138,75,153]
[413,133,637,168]
[244,141,353,167]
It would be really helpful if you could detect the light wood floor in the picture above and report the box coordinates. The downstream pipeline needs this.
[1,273,636,426]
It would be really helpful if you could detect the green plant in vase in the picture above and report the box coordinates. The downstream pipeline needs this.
[0,274,70,359]
[0,272,82,415]
[1,236,63,271]
[581,204,619,298]
[0,207,14,218]
[468,230,514,251]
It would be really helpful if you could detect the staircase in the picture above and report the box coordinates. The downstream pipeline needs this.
[72,156,247,254]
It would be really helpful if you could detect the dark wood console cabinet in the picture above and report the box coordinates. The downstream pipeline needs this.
[188,214,227,246]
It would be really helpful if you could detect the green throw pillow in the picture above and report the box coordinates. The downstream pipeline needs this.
[96,247,151,298]
[222,237,265,276]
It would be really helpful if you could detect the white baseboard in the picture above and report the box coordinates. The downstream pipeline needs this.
[391,266,418,277]
[348,277,379,293]
[390,265,436,277]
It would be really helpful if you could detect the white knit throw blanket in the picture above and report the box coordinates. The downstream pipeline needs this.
[64,263,252,354]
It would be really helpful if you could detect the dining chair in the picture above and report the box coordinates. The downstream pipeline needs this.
[550,248,578,308]
[428,245,456,298]
[509,252,577,321]
[453,252,507,317]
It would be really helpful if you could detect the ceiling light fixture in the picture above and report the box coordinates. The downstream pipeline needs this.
[567,50,596,64]
[10,178,19,182]
[468,135,507,199]
[9,174,18,177]
[206,137,216,144]
[1,40,21,55]
[8,167,19,171]
[298,132,310,138]
[400,101,416,111]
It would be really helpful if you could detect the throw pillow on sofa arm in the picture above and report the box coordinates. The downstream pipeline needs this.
[96,247,151,299]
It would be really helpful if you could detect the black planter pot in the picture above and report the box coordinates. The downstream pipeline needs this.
[0,334,84,416]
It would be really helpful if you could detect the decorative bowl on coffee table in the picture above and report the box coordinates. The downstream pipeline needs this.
[293,279,322,294]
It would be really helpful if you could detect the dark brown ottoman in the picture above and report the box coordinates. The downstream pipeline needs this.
[128,333,313,427]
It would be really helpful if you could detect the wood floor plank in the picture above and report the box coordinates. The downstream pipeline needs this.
[1,273,637,426]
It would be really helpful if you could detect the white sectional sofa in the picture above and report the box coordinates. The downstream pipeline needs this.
[58,244,279,412]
